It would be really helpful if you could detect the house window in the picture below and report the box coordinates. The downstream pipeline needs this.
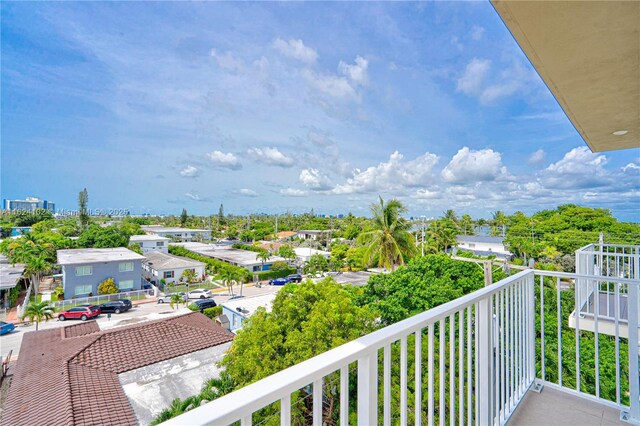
[164,271,174,279]
[75,284,92,295]
[75,266,92,276]
[157,242,165,247]
[119,280,134,290]
[119,262,134,272]
[468,243,476,249]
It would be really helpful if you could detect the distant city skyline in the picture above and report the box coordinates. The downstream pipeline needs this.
[2,2,638,221]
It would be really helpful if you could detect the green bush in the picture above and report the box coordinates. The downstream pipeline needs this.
[9,283,22,307]
[188,303,200,311]
[97,278,118,295]
[256,266,297,281]
[169,245,249,279]
[231,243,264,253]
[203,306,222,319]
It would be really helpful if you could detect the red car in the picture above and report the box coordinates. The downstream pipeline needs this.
[58,305,101,321]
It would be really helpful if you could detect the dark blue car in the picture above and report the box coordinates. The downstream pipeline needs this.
[269,277,290,286]
[0,321,16,336]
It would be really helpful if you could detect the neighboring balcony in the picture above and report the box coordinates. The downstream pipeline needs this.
[165,245,640,426]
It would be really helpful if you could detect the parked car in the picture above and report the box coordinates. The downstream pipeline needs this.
[157,292,187,304]
[58,306,100,321]
[98,300,131,314]
[0,321,16,335]
[269,277,290,285]
[187,289,213,299]
[191,299,217,311]
[286,274,303,283]
[116,299,133,309]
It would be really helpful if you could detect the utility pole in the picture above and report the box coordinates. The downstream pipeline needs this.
[275,214,278,235]
[483,260,492,287]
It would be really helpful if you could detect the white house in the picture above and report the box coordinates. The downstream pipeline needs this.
[294,247,331,263]
[141,226,211,242]
[296,230,332,241]
[142,251,206,286]
[221,293,277,333]
[129,234,170,253]
[455,235,512,258]
[178,243,286,273]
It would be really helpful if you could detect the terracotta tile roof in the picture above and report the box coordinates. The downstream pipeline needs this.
[1,312,234,426]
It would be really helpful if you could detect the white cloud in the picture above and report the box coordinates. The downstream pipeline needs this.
[210,49,243,72]
[539,146,610,189]
[456,58,491,95]
[206,150,242,170]
[185,192,202,201]
[470,25,485,41]
[302,69,358,100]
[237,188,259,197]
[338,56,369,86]
[528,149,546,165]
[622,163,640,173]
[272,38,318,63]
[179,165,199,178]
[247,147,294,167]
[280,188,307,197]
[299,168,333,190]
[441,147,509,183]
[332,151,439,194]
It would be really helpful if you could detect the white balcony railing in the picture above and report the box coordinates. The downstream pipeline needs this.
[165,267,639,425]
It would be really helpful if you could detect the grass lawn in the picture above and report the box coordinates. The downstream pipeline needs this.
[36,293,59,303]
[166,281,221,294]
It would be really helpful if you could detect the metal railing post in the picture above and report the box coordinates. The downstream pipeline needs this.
[477,296,494,424]
[357,351,378,425]
[628,253,640,422]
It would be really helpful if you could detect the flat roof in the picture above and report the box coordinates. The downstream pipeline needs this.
[193,248,285,266]
[141,226,209,233]
[297,229,331,234]
[130,234,171,242]
[0,254,24,290]
[457,235,505,244]
[222,292,277,318]
[294,247,331,257]
[143,251,205,271]
[57,247,146,265]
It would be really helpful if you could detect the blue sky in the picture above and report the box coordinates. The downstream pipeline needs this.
[1,2,638,221]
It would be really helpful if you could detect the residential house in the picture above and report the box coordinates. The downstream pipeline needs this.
[455,235,512,259]
[221,292,277,333]
[129,234,170,253]
[142,251,206,286]
[293,247,331,263]
[296,230,331,241]
[2,312,234,426]
[57,248,145,297]
[141,226,211,242]
[179,243,286,273]
[275,231,298,240]
[0,254,24,308]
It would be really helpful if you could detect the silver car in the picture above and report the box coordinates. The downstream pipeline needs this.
[187,288,213,299]
[157,292,187,304]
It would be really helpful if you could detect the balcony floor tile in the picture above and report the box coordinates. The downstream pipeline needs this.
[508,387,624,425]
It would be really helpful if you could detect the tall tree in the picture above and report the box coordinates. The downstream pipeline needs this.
[180,208,188,227]
[22,301,55,330]
[358,196,417,270]
[218,204,225,226]
[78,188,89,230]
[442,209,459,224]
[460,214,475,235]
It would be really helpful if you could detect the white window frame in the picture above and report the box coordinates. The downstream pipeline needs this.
[75,284,92,295]
[118,280,134,290]
[75,266,93,276]
[119,262,134,272]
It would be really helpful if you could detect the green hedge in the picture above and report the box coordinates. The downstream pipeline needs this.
[169,245,250,280]
[203,306,222,319]
[256,267,297,281]
[231,243,265,253]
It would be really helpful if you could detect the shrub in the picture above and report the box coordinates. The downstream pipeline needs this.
[97,278,118,295]
[256,266,297,281]
[188,303,200,311]
[53,286,65,300]
[203,306,222,319]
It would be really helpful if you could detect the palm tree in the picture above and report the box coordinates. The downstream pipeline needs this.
[443,209,459,224]
[219,268,236,296]
[181,269,198,284]
[24,254,53,302]
[256,250,270,271]
[22,301,55,330]
[358,196,417,271]
[428,219,458,253]
[169,293,184,310]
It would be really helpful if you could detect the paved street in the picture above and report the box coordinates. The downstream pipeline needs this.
[0,283,281,359]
